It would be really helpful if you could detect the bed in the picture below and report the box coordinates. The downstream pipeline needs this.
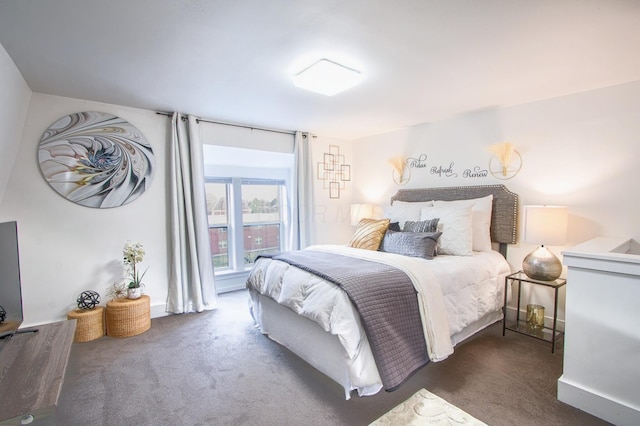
[247,185,518,399]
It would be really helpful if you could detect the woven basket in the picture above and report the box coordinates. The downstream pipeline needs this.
[106,295,151,338]
[67,306,105,342]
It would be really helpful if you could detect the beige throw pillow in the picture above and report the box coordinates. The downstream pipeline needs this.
[350,218,390,250]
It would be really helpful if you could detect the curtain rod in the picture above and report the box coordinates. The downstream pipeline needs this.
[155,111,295,136]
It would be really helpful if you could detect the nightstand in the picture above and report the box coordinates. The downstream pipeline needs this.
[502,271,566,353]
[105,295,151,338]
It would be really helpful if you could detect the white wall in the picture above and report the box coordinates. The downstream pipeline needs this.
[351,80,640,323]
[310,136,353,245]
[0,42,31,205]
[0,93,170,326]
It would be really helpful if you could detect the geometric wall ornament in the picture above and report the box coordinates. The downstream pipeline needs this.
[316,144,350,199]
[38,111,154,208]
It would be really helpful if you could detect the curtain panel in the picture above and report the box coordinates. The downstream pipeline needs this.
[167,113,218,313]
[293,131,315,249]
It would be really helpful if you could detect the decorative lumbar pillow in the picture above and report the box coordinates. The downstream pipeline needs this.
[434,195,493,252]
[421,205,473,256]
[379,230,442,259]
[383,201,434,229]
[350,218,390,250]
[403,218,439,233]
[388,222,401,232]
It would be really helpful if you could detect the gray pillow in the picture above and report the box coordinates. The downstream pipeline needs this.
[403,218,439,233]
[379,230,442,259]
[388,222,401,232]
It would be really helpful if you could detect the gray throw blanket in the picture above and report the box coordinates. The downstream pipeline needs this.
[259,250,429,391]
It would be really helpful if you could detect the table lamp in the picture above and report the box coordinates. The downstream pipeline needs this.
[350,204,374,226]
[522,205,568,281]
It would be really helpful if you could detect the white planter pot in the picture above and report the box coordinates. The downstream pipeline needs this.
[127,287,142,299]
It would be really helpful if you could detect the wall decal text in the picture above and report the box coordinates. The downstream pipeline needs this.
[404,153,488,179]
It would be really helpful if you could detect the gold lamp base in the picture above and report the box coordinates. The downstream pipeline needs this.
[523,245,562,281]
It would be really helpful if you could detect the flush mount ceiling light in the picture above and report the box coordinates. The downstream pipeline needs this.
[293,59,363,96]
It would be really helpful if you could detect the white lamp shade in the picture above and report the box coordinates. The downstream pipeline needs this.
[350,203,374,226]
[523,205,568,246]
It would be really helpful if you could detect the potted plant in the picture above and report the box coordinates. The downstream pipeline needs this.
[123,241,148,299]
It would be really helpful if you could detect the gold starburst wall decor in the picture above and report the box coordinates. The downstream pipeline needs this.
[488,142,522,180]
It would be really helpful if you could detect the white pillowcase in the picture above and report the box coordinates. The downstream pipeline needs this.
[421,205,473,256]
[383,200,434,229]
[433,195,493,252]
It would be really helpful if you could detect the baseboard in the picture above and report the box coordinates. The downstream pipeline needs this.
[148,278,245,318]
[150,303,170,319]
[558,375,640,425]
[214,270,250,293]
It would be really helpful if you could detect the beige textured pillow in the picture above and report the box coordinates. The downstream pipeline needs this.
[350,218,390,250]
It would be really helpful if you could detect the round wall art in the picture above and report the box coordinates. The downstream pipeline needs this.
[38,111,154,208]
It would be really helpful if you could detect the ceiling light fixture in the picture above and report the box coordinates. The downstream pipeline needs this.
[293,59,363,96]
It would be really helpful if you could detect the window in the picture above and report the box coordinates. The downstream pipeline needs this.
[205,177,287,273]
[201,139,295,283]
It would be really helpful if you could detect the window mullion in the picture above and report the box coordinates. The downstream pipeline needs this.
[230,177,245,271]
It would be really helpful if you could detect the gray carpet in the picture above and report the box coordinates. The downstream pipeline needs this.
[57,290,610,426]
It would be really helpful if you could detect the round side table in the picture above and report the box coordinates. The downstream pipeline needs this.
[105,295,151,338]
[67,306,105,342]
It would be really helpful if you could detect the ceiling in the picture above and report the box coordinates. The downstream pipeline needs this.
[1,0,639,140]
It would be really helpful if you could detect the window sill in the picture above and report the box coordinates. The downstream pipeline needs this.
[215,269,251,293]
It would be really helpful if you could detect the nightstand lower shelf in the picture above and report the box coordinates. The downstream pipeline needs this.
[504,320,564,349]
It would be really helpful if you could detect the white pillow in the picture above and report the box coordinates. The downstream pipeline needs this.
[421,205,473,256]
[434,195,493,252]
[383,200,434,229]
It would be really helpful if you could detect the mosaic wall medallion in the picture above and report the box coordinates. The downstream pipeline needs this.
[38,111,154,208]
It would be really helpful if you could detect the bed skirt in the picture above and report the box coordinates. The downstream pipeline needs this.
[249,289,503,399]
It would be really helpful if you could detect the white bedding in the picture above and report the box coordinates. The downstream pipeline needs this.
[247,244,511,396]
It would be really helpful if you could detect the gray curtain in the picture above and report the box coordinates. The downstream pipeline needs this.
[293,131,315,249]
[167,113,218,313]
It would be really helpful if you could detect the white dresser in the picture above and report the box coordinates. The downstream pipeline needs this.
[558,237,640,426]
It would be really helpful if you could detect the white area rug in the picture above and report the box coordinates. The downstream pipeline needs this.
[370,388,488,425]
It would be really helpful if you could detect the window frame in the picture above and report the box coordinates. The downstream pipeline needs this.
[205,178,232,271]
[206,176,287,275]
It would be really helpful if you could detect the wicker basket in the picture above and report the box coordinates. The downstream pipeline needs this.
[105,295,151,338]
[67,306,105,342]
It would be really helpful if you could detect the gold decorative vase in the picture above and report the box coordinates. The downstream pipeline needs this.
[526,304,545,331]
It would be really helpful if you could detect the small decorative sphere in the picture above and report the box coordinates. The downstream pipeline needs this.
[77,290,101,310]
[0,305,6,324]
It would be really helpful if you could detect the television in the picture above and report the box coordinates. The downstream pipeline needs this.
[0,221,24,350]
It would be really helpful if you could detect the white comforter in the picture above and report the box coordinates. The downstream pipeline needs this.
[247,244,510,365]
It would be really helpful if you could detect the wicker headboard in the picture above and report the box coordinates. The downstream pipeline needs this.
[390,184,518,257]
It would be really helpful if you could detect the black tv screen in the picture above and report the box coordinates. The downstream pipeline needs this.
[0,221,24,347]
